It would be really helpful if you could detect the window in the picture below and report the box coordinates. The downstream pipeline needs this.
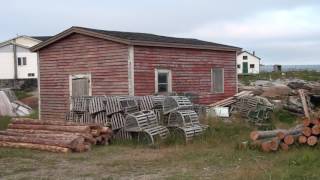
[155,69,172,93]
[17,58,22,66]
[250,64,255,68]
[243,56,248,60]
[211,68,224,93]
[17,57,27,66]
[23,57,27,65]
[237,64,241,69]
[28,73,35,77]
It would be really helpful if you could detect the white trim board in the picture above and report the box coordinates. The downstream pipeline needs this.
[128,46,135,95]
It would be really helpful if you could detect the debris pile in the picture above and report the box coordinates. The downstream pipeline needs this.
[0,89,32,117]
[0,118,112,153]
[209,91,274,125]
[249,118,320,152]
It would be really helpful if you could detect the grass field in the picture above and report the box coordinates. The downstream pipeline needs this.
[239,71,320,85]
[0,118,320,180]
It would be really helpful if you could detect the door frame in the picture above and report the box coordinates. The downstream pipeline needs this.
[69,73,92,109]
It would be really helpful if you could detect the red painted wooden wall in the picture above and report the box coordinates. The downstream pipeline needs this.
[134,46,237,104]
[39,33,129,120]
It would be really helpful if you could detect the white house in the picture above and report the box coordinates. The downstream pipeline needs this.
[237,51,261,74]
[0,36,50,80]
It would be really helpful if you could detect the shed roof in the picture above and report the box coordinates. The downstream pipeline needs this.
[31,26,241,52]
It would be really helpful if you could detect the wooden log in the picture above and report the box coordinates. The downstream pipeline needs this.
[5,129,96,144]
[280,142,289,151]
[100,127,111,134]
[311,125,320,135]
[307,136,318,146]
[0,141,70,153]
[298,135,307,144]
[276,125,303,140]
[284,135,297,145]
[91,129,101,137]
[261,141,271,152]
[8,124,91,134]
[303,119,312,127]
[299,89,310,120]
[311,119,320,126]
[269,138,280,151]
[0,134,84,150]
[250,129,286,141]
[11,118,101,128]
[302,127,312,137]
[0,131,80,141]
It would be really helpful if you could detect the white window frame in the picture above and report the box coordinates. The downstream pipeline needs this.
[155,69,172,93]
[211,68,224,93]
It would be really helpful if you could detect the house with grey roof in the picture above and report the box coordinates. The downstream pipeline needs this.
[0,35,51,81]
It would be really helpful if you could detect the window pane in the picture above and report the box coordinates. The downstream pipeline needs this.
[243,56,248,60]
[212,68,224,93]
[23,57,27,65]
[158,84,168,92]
[250,64,255,68]
[158,73,168,83]
[17,58,21,66]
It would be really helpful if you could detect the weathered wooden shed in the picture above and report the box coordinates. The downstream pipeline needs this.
[31,26,241,120]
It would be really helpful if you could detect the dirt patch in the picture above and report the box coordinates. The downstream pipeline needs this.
[20,96,38,109]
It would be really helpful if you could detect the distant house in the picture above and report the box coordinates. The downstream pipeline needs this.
[0,36,51,80]
[236,51,261,74]
[31,26,241,120]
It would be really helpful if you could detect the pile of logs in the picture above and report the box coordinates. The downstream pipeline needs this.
[0,118,112,153]
[249,118,320,152]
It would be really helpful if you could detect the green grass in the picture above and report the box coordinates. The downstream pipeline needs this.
[239,71,320,85]
[14,90,32,100]
[272,109,298,125]
[0,116,11,130]
[27,108,39,119]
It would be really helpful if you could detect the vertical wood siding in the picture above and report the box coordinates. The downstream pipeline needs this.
[39,33,129,120]
[133,46,237,104]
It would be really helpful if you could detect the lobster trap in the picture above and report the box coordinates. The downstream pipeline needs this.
[124,110,169,144]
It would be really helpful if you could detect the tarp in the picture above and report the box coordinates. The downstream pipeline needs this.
[0,91,15,116]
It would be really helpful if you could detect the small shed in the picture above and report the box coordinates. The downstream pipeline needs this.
[31,26,241,120]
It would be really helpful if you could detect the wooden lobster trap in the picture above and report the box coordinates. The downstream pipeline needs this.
[124,110,169,144]
[71,96,92,112]
[118,96,139,114]
[167,110,208,141]
[163,96,193,114]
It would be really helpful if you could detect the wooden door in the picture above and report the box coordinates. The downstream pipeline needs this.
[71,75,91,97]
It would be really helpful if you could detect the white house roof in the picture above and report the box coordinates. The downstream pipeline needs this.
[238,51,261,60]
[0,35,51,49]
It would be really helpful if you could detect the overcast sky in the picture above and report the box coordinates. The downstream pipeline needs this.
[0,0,319,65]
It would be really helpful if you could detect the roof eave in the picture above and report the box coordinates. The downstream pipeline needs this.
[31,27,131,52]
[131,40,241,51]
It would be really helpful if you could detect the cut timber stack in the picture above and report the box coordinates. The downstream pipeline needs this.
[0,118,112,153]
[208,91,253,107]
[249,117,320,152]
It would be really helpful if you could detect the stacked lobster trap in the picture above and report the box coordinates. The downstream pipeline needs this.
[66,95,208,144]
